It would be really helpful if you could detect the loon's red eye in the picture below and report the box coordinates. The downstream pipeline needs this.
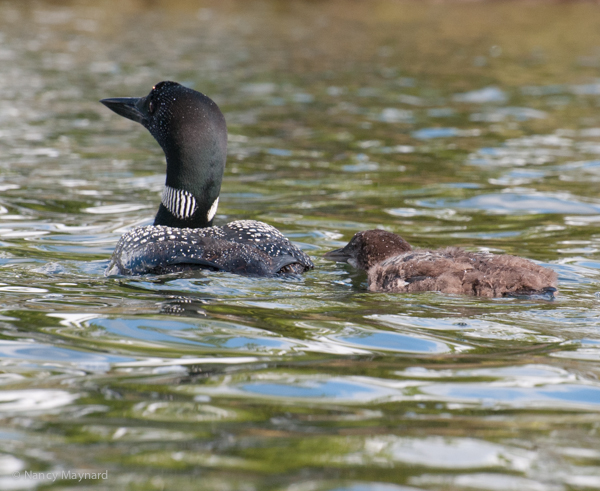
[148,100,156,114]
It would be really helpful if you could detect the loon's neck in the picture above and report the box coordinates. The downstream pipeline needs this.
[154,125,225,229]
[154,185,220,229]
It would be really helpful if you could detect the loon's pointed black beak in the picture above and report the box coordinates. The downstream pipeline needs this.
[100,97,146,124]
[323,247,351,262]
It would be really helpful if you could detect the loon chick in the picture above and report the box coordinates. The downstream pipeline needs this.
[100,81,313,276]
[324,230,558,298]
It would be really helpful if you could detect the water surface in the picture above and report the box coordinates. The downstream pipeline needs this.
[0,0,600,489]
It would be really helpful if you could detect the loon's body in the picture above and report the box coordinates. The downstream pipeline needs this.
[325,230,557,298]
[101,81,313,276]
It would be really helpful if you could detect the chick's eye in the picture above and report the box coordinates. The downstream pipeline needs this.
[148,100,156,114]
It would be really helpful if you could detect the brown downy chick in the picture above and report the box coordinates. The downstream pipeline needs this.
[325,230,558,298]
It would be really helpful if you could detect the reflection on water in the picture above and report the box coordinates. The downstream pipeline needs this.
[420,192,600,215]
[238,377,398,402]
[0,0,599,489]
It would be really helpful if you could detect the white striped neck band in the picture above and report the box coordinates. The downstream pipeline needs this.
[207,196,219,222]
[161,186,198,220]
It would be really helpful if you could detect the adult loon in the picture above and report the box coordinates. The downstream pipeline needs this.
[101,81,313,276]
[325,229,557,298]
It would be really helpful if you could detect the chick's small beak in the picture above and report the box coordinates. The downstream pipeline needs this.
[323,247,351,262]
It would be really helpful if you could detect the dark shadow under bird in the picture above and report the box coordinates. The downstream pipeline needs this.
[324,229,558,298]
[100,81,313,277]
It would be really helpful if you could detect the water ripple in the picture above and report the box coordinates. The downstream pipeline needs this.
[0,390,79,414]
[330,327,453,353]
[418,192,600,215]
[237,376,399,402]
[423,383,600,410]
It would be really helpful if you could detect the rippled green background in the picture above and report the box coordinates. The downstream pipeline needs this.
[0,0,600,489]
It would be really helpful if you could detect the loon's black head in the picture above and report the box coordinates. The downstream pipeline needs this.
[324,230,412,270]
[101,81,227,228]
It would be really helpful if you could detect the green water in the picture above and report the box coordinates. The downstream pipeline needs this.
[0,0,599,489]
